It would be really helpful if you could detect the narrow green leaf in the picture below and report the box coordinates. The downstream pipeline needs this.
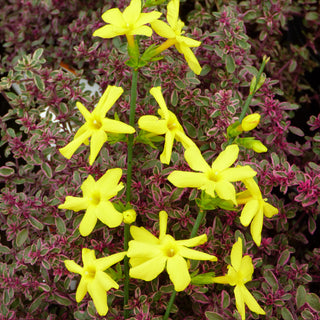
[55,216,66,235]
[32,48,44,60]
[0,244,11,253]
[16,228,29,247]
[306,293,320,311]
[225,55,235,73]
[29,216,44,230]
[41,162,53,178]
[281,307,294,320]
[296,285,306,309]
[34,74,45,92]
[205,311,224,320]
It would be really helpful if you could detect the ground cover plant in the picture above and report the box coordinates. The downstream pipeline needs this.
[0,0,320,319]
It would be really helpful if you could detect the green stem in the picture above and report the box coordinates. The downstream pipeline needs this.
[124,69,138,319]
[163,208,206,320]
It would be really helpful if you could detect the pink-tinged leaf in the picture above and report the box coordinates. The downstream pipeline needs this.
[296,285,306,309]
[16,228,29,247]
[205,311,224,320]
[51,293,72,306]
[289,126,304,137]
[277,249,291,267]
[281,307,294,320]
[41,162,53,178]
[263,269,278,293]
[221,289,230,308]
[308,216,316,235]
[306,293,320,312]
[0,166,14,177]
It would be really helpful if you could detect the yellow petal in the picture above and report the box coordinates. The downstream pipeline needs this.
[81,175,95,195]
[263,202,278,218]
[89,130,108,165]
[240,200,259,227]
[82,248,96,265]
[96,252,127,271]
[178,44,202,75]
[128,25,153,37]
[160,130,174,164]
[95,201,123,228]
[75,277,87,302]
[123,0,140,25]
[184,145,210,172]
[176,234,207,247]
[150,87,170,119]
[79,207,98,236]
[102,118,135,134]
[138,116,168,134]
[167,0,179,29]
[176,35,201,48]
[242,178,262,199]
[231,238,243,271]
[234,285,246,320]
[179,246,217,261]
[151,20,176,38]
[87,279,108,316]
[93,24,126,38]
[95,86,124,117]
[241,284,266,315]
[128,240,161,258]
[58,196,88,212]
[129,255,167,281]
[215,180,237,204]
[175,131,196,150]
[236,190,253,205]
[64,260,83,274]
[211,144,239,172]
[76,102,91,121]
[129,226,159,244]
[239,255,253,283]
[159,210,168,240]
[168,171,208,188]
[59,129,92,160]
[101,8,125,26]
[96,270,119,291]
[220,166,257,182]
[167,254,190,291]
[97,168,123,198]
[250,207,264,246]
[135,11,162,28]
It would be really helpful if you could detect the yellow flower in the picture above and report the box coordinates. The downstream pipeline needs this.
[212,238,265,320]
[93,0,161,47]
[122,208,137,224]
[59,86,135,165]
[127,210,217,291]
[59,168,124,236]
[138,86,195,164]
[151,0,202,74]
[237,178,278,246]
[64,248,126,316]
[168,145,256,204]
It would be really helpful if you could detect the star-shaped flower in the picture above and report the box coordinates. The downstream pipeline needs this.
[212,238,265,320]
[168,144,256,204]
[93,0,161,47]
[59,168,124,236]
[64,248,126,316]
[127,210,217,291]
[151,0,202,74]
[237,178,278,246]
[59,86,135,165]
[138,86,195,164]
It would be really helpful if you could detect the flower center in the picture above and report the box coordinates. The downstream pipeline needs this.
[90,116,102,130]
[84,265,96,280]
[162,236,179,258]
[207,169,219,182]
[89,191,101,206]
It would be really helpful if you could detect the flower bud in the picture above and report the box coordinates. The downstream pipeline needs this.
[123,209,137,224]
[251,140,267,153]
[241,113,260,132]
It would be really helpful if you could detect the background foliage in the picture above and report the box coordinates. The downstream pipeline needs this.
[0,0,320,319]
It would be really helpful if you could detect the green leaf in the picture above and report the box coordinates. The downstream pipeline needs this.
[52,293,72,306]
[296,285,307,309]
[29,216,44,230]
[225,55,235,73]
[205,311,224,320]
[41,162,53,178]
[222,290,230,308]
[281,307,294,320]
[277,249,291,267]
[306,293,320,311]
[34,74,45,92]
[263,269,278,293]
[16,228,29,247]
[55,217,66,235]
[32,48,44,60]
[0,166,15,177]
[0,244,11,253]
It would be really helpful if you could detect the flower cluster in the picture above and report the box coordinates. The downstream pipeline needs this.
[58,0,278,318]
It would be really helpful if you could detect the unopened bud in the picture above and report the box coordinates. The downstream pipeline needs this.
[251,140,267,153]
[123,209,136,224]
[241,113,261,131]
